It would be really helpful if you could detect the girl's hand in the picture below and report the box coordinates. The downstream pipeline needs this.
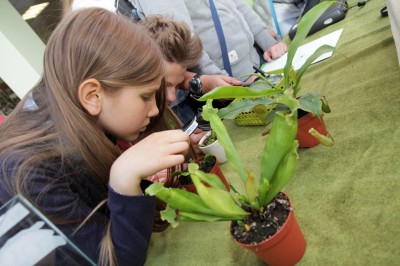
[110,130,190,195]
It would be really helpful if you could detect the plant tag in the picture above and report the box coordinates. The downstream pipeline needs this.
[182,117,198,136]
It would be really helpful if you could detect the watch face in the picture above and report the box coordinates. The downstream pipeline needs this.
[189,77,202,96]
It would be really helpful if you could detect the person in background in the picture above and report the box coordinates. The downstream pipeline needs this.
[0,7,190,266]
[140,15,208,154]
[105,0,287,80]
[181,0,288,80]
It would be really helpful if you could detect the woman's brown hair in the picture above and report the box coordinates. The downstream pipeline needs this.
[140,15,203,69]
[138,15,202,183]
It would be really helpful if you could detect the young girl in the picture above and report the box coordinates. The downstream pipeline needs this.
[0,7,189,266]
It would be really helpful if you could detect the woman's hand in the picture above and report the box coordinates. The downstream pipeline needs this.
[201,75,242,93]
[263,42,288,62]
[110,130,190,195]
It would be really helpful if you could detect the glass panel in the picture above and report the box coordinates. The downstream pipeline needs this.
[0,194,96,265]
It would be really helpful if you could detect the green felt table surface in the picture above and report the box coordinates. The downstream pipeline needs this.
[146,0,400,265]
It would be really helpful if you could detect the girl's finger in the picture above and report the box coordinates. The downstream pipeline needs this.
[168,141,190,155]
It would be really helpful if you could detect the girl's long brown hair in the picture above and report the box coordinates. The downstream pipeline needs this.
[0,7,169,265]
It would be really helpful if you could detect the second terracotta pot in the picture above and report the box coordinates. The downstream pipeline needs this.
[296,112,328,148]
[180,156,229,193]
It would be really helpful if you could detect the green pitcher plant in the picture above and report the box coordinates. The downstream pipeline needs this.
[146,97,298,227]
[145,1,338,227]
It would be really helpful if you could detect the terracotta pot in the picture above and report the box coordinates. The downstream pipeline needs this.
[152,198,170,232]
[180,156,230,193]
[231,193,306,265]
[198,131,227,164]
[179,180,197,194]
[296,112,328,148]
[206,157,230,191]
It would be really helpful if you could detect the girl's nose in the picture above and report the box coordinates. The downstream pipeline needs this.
[148,98,159,117]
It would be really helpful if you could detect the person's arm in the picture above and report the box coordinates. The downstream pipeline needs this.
[234,0,288,61]
[20,162,154,265]
[17,130,188,265]
[108,130,189,264]
[263,42,288,62]
[197,51,229,76]
[251,0,274,28]
[109,130,189,195]
[233,0,278,50]
[108,186,155,266]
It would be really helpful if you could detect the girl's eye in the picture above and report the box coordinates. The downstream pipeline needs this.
[142,96,151,101]
[142,93,156,102]
[175,83,182,90]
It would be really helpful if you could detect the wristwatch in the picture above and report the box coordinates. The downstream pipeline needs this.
[189,73,203,96]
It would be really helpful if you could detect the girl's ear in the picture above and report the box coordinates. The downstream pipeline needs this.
[78,78,104,116]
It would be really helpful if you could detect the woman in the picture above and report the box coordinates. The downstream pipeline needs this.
[140,15,207,155]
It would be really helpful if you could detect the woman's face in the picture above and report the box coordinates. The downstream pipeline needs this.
[98,80,161,142]
[165,62,186,105]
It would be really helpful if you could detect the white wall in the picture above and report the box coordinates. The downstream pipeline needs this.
[0,0,45,99]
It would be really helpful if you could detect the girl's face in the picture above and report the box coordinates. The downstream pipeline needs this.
[165,62,186,105]
[99,80,161,142]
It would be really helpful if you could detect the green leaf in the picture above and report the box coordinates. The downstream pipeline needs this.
[160,205,179,228]
[178,211,237,222]
[202,101,247,182]
[188,163,227,191]
[263,140,299,205]
[218,98,275,119]
[236,193,251,207]
[191,173,249,217]
[198,86,282,101]
[275,93,300,111]
[298,93,323,116]
[257,179,270,207]
[249,79,274,90]
[284,1,338,87]
[145,183,218,215]
[245,172,257,204]
[293,44,336,94]
[260,110,298,182]
[321,96,331,113]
